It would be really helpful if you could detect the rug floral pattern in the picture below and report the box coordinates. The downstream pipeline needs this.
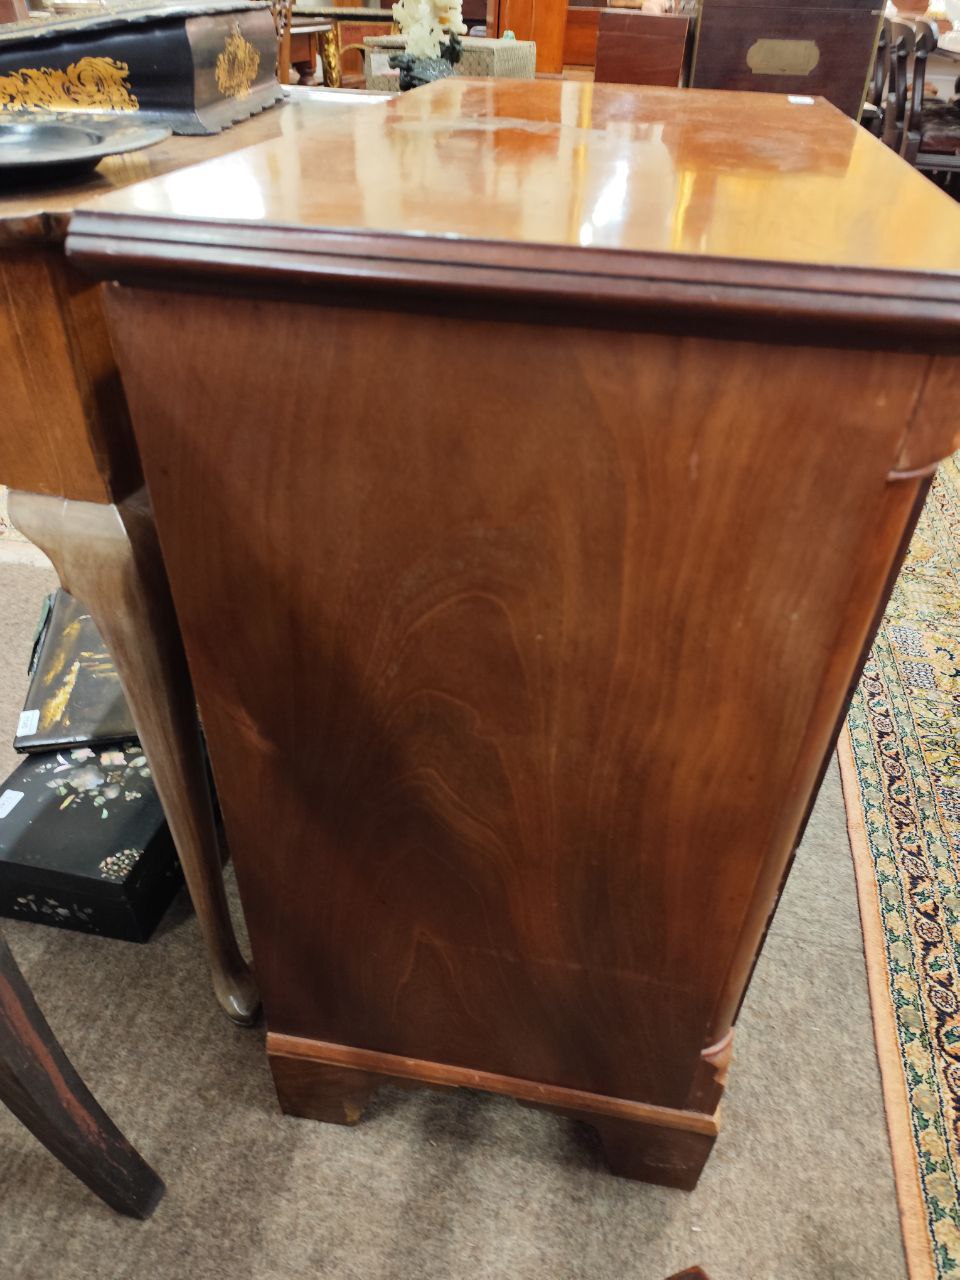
[846,455,960,1279]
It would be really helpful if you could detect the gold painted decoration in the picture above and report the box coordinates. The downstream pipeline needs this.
[745,38,820,77]
[0,56,139,112]
[215,26,260,100]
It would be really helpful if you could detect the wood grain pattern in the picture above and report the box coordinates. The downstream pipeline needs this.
[268,1033,720,1132]
[562,7,599,65]
[0,247,135,503]
[594,12,689,85]
[0,931,163,1217]
[102,290,937,1096]
[74,81,960,1183]
[269,1035,719,1187]
[493,0,567,71]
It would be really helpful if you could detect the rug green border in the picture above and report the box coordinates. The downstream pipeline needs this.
[839,724,936,1280]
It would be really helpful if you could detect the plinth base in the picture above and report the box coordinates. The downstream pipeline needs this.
[267,1032,720,1190]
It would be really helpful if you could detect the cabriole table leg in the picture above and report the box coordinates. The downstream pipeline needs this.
[7,489,260,1026]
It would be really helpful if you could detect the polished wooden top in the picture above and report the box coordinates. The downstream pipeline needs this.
[74,79,960,273]
[0,87,389,244]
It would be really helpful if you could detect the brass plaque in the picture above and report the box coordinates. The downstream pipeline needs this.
[746,38,820,76]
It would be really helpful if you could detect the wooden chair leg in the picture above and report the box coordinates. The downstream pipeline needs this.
[0,930,163,1217]
[7,489,260,1026]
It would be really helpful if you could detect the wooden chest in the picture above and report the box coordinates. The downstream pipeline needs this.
[691,0,882,117]
[68,81,960,1188]
[0,0,283,135]
[595,11,690,84]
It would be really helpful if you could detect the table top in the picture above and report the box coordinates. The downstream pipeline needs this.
[0,87,388,244]
[68,80,960,334]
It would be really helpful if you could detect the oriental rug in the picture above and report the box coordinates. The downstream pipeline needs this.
[840,455,960,1280]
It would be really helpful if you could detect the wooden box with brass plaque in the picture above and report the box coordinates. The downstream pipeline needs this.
[0,0,282,134]
[691,0,882,117]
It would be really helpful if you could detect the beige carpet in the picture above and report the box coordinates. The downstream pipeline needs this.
[0,559,907,1280]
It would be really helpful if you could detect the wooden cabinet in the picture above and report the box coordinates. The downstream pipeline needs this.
[563,6,690,84]
[595,11,690,83]
[69,81,960,1188]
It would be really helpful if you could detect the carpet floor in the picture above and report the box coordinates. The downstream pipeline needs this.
[0,557,906,1280]
[841,454,960,1280]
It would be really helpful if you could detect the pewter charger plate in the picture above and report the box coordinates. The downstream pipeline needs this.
[0,116,170,183]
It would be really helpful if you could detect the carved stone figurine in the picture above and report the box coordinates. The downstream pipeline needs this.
[390,0,465,89]
[389,32,462,90]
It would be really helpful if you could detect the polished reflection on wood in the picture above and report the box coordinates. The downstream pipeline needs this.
[75,80,960,278]
[73,80,960,1186]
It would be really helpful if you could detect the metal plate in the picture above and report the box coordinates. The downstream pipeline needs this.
[0,114,170,182]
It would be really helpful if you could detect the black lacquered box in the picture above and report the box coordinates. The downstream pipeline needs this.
[0,744,181,942]
[15,589,136,755]
[0,0,283,135]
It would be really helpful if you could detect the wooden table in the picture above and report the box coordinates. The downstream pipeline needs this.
[0,87,385,1025]
[69,80,960,1187]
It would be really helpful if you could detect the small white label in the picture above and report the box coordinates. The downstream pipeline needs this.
[370,52,397,75]
[17,709,39,737]
[788,95,815,105]
[0,790,24,819]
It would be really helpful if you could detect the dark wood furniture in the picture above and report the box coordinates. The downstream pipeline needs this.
[0,90,381,1027]
[879,17,960,191]
[882,18,915,152]
[862,16,888,133]
[0,930,162,1216]
[69,81,960,1189]
[571,10,690,84]
[691,0,883,117]
[563,5,602,65]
